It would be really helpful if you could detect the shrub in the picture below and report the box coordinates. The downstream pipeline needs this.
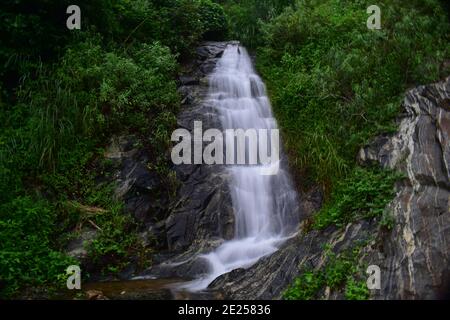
[313,167,401,230]
[0,34,180,296]
[0,197,75,298]
[222,0,296,48]
[198,0,229,40]
[284,247,369,300]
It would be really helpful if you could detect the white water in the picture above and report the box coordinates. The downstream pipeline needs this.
[182,43,299,291]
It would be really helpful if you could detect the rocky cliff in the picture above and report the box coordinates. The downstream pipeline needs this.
[358,77,450,299]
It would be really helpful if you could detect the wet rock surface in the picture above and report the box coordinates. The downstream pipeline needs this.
[167,42,235,253]
[209,220,376,299]
[105,135,168,226]
[66,229,98,262]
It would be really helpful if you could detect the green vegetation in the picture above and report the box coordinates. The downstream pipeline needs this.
[284,245,369,300]
[312,167,402,230]
[220,0,295,48]
[0,36,178,298]
[87,198,149,275]
[255,0,449,192]
[0,197,76,297]
[0,0,228,298]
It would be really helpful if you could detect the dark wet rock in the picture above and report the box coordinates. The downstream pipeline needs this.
[139,42,238,280]
[166,168,234,251]
[299,186,324,220]
[196,42,229,61]
[209,219,376,299]
[357,133,393,167]
[104,135,169,225]
[179,86,196,106]
[200,60,218,74]
[165,42,234,252]
[179,75,199,86]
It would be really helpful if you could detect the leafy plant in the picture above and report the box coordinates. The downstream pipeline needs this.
[0,197,75,298]
[313,167,401,230]
[379,210,395,230]
[284,246,369,300]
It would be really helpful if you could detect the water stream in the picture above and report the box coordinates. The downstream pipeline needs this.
[182,43,299,291]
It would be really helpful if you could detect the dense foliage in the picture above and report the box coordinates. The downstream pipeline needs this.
[312,167,402,230]
[256,0,449,191]
[0,0,227,297]
[0,197,76,297]
[219,0,295,48]
[1,0,228,90]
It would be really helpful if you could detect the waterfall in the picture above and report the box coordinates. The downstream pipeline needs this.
[182,43,299,291]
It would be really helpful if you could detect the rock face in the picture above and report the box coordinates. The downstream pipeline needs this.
[358,77,450,299]
[166,42,235,253]
[105,135,168,226]
[66,229,98,262]
[209,219,376,299]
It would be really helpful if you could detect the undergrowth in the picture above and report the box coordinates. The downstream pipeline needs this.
[284,244,370,300]
[312,166,402,230]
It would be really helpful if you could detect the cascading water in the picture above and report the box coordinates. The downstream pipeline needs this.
[182,43,299,291]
